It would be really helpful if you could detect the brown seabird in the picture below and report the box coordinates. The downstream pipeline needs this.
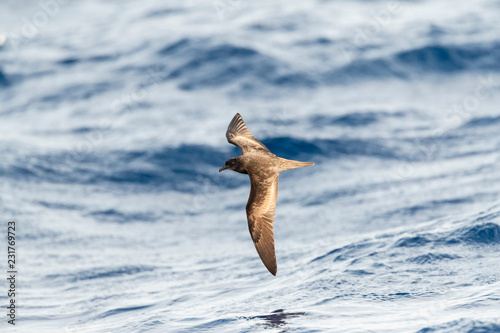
[219,113,314,275]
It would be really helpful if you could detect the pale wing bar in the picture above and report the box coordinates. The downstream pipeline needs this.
[246,175,279,275]
[226,113,270,154]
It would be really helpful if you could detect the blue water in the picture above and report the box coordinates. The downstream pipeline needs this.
[1,0,500,332]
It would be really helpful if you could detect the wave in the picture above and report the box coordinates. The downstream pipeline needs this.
[383,198,474,220]
[311,241,377,263]
[144,7,183,18]
[155,37,500,92]
[39,81,118,103]
[57,54,117,66]
[158,39,277,89]
[114,37,500,92]
[310,112,381,127]
[0,144,238,192]
[311,205,500,271]
[394,236,431,247]
[463,115,500,128]
[325,58,407,84]
[263,136,400,160]
[86,209,159,223]
[46,265,155,283]
[394,42,500,72]
[328,42,500,84]
[0,68,8,86]
[158,38,316,90]
[97,304,154,318]
[37,200,84,210]
[406,253,460,264]
[394,223,500,248]
[97,305,154,320]
[417,319,500,333]
[442,223,500,245]
[1,136,402,190]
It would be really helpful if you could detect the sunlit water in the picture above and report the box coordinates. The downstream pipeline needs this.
[1,0,500,332]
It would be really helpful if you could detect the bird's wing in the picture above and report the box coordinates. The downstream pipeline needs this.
[226,113,270,154]
[246,173,279,275]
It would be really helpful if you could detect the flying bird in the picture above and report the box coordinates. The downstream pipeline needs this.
[219,113,314,275]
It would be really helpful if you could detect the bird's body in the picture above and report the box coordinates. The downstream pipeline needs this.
[220,113,314,275]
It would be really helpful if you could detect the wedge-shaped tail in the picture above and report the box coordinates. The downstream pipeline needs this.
[278,158,314,172]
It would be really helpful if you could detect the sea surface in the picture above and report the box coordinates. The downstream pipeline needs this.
[1,0,500,332]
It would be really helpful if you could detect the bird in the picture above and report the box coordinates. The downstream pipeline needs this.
[219,113,314,275]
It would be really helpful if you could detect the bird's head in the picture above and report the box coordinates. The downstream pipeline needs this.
[219,157,247,174]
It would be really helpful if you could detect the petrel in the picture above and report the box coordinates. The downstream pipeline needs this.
[219,113,314,275]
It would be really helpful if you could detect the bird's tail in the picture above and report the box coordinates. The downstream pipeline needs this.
[278,158,314,172]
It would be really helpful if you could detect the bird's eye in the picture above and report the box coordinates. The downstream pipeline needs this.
[231,161,235,165]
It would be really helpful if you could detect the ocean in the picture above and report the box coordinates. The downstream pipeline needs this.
[1,0,500,332]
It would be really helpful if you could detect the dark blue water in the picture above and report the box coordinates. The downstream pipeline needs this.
[1,0,500,332]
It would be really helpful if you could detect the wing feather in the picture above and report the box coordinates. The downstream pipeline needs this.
[226,113,270,154]
[246,174,279,275]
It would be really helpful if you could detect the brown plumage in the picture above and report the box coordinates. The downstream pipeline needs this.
[219,113,314,275]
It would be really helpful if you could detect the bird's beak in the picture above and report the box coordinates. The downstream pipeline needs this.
[219,165,228,172]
